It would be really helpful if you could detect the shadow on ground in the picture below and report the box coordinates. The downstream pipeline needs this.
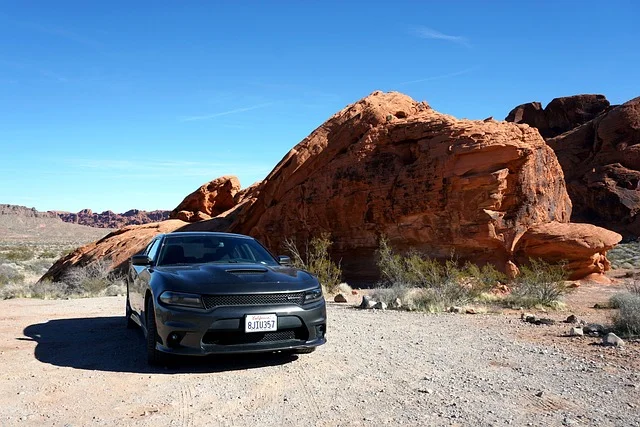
[22,316,297,374]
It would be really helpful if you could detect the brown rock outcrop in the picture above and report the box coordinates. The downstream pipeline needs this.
[515,222,622,279]
[170,176,241,223]
[506,94,610,138]
[186,91,615,281]
[546,96,640,238]
[41,219,187,282]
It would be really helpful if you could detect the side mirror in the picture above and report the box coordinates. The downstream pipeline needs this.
[131,254,153,266]
[277,255,292,266]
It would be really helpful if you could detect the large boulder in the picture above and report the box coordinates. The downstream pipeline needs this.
[515,222,622,279]
[186,91,615,281]
[170,176,241,222]
[506,94,610,138]
[41,219,187,282]
[547,97,640,238]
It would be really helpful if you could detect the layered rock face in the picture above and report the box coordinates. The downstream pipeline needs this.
[170,176,241,222]
[186,91,618,281]
[506,95,610,138]
[41,220,187,282]
[42,91,623,284]
[52,209,170,228]
[515,222,621,279]
[546,97,640,238]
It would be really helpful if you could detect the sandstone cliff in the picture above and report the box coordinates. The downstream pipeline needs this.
[42,91,622,283]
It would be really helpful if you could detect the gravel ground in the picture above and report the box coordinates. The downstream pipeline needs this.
[0,296,638,427]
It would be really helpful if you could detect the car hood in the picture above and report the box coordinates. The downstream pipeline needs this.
[152,263,319,294]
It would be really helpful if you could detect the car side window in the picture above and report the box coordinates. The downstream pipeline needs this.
[146,238,162,262]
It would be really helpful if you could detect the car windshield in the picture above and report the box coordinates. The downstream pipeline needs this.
[156,235,279,267]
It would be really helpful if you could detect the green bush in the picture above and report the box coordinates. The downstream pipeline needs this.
[507,259,571,308]
[610,280,640,337]
[375,237,503,311]
[63,259,124,295]
[1,246,35,262]
[0,264,25,287]
[284,233,342,293]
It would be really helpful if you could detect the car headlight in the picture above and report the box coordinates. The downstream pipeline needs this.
[158,291,203,309]
[303,287,323,304]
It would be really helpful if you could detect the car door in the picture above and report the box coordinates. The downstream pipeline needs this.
[130,237,162,314]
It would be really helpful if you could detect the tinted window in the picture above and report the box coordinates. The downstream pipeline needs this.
[146,238,162,261]
[156,235,278,266]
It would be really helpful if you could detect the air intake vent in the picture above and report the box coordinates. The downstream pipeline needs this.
[225,268,269,274]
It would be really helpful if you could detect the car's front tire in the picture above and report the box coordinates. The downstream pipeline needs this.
[145,300,166,366]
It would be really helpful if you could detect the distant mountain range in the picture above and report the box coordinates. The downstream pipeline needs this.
[1,204,170,229]
[50,208,170,228]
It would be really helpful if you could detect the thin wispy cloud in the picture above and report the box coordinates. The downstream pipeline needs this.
[180,103,274,122]
[410,26,470,47]
[0,13,103,50]
[397,67,477,86]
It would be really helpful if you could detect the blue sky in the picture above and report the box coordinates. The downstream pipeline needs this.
[1,1,638,213]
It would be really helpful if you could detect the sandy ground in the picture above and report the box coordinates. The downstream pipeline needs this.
[0,283,639,427]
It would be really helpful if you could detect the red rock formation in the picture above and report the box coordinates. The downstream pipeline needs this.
[515,222,621,279]
[506,94,609,138]
[42,91,623,283]
[170,176,241,223]
[52,209,170,228]
[41,220,187,282]
[185,91,617,281]
[546,97,640,238]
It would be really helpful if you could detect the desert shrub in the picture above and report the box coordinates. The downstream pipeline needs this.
[38,249,59,259]
[609,280,640,336]
[611,293,640,337]
[375,238,502,311]
[507,259,571,308]
[0,264,25,287]
[1,246,35,262]
[63,259,124,295]
[283,233,342,293]
[25,258,55,275]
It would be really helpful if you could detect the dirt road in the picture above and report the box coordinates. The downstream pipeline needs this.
[1,296,638,426]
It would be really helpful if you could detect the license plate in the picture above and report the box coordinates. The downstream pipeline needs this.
[245,314,277,333]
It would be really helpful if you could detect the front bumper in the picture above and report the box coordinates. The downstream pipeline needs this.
[153,300,327,355]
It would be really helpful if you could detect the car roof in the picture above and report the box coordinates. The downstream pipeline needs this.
[159,231,254,240]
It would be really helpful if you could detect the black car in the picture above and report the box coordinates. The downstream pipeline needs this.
[126,232,327,365]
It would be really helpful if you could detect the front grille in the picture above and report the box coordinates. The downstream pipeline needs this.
[202,292,304,310]
[202,328,307,346]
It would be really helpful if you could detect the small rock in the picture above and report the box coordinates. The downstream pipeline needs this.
[535,318,555,325]
[333,293,348,303]
[524,314,537,323]
[391,298,402,309]
[584,323,605,335]
[535,391,544,398]
[465,307,477,314]
[449,306,464,314]
[565,314,578,323]
[373,301,387,310]
[569,327,584,337]
[359,296,377,309]
[351,290,358,295]
[603,332,625,347]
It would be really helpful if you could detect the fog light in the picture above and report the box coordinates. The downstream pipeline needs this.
[167,332,183,348]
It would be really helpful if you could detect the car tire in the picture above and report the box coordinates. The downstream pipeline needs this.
[145,300,166,366]
[125,298,136,329]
